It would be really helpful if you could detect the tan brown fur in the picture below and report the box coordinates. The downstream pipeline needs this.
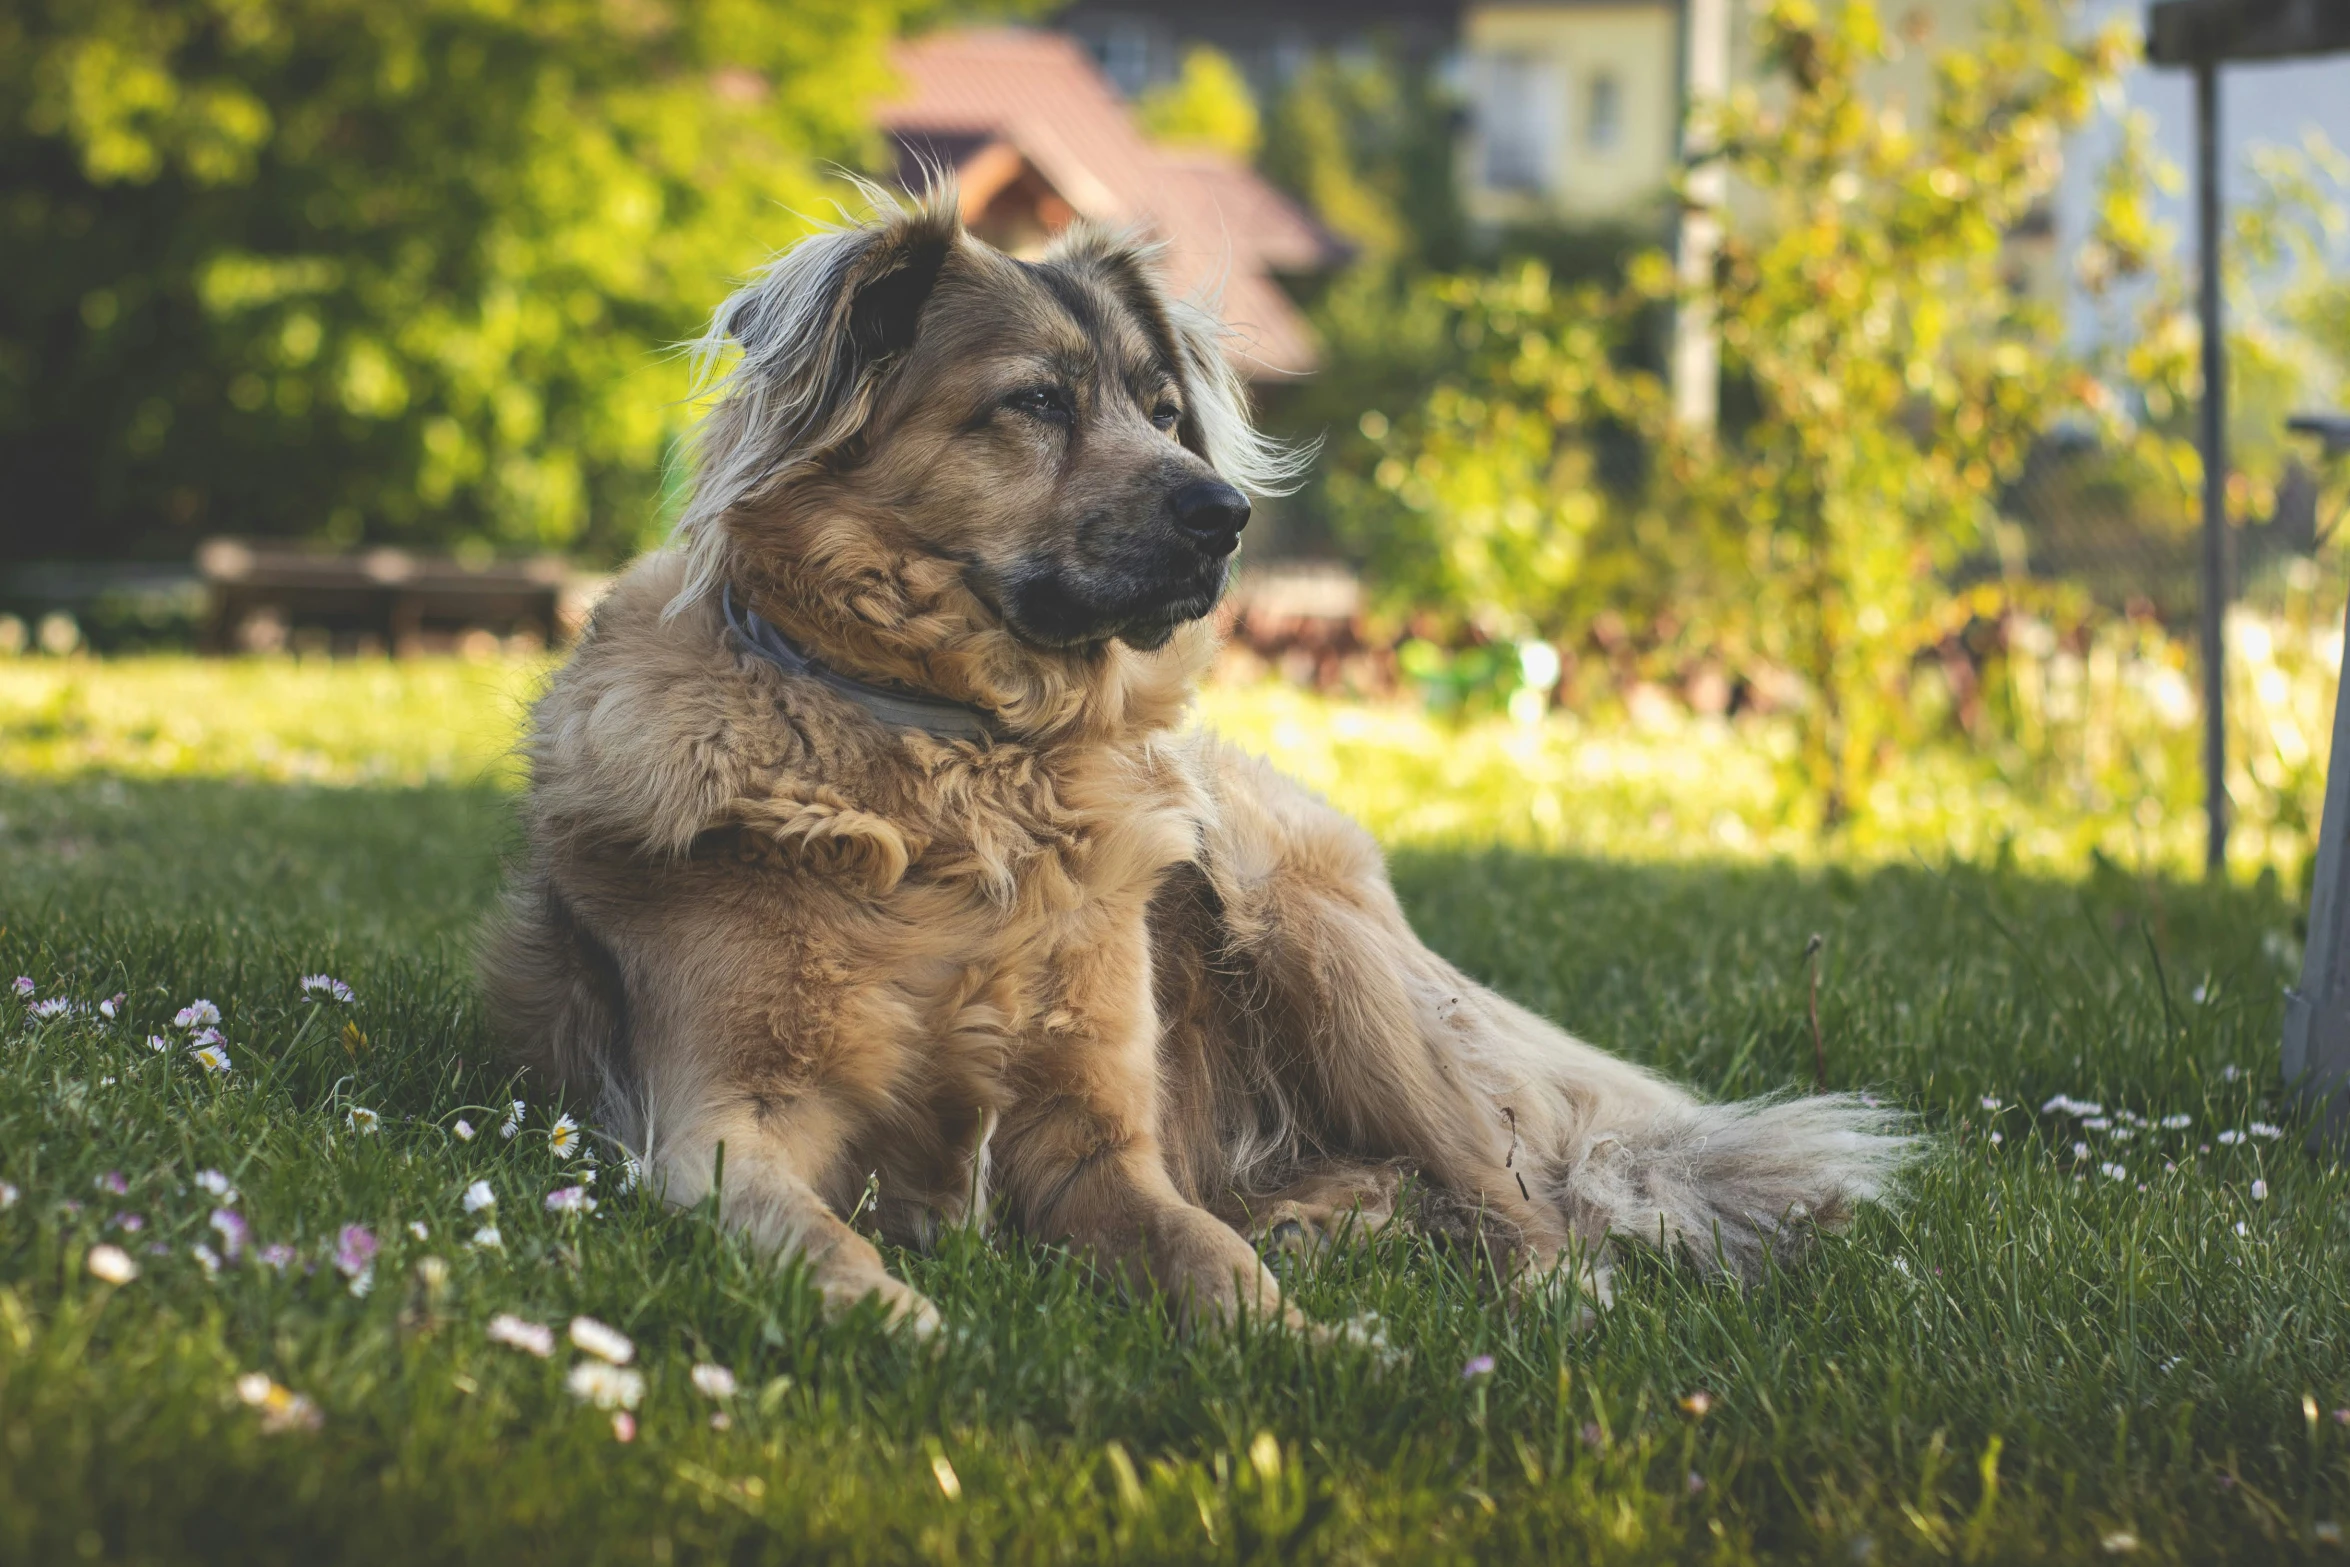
[485,188,1910,1334]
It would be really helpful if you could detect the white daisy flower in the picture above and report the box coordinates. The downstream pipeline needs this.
[2083,1117,2111,1131]
[194,1169,235,1200]
[2222,1064,2241,1082]
[452,1119,476,1142]
[566,1362,644,1411]
[547,1114,582,1159]
[2235,1220,2249,1236]
[174,1001,221,1030]
[569,1316,634,1365]
[487,1314,553,1357]
[236,1373,323,1433]
[2072,1141,2090,1161]
[192,1242,222,1278]
[300,975,356,1004]
[1989,1131,2003,1145]
[615,1156,642,1195]
[0,1183,17,1210]
[346,1107,381,1135]
[545,1186,595,1215]
[462,1180,496,1214]
[2161,1113,2192,1130]
[2217,1130,2243,1145]
[190,1043,232,1074]
[468,1225,503,1251]
[86,1244,138,1284]
[97,996,121,1020]
[690,1363,739,1400]
[2251,1178,2269,1201]
[28,998,71,1020]
[408,1222,430,1241]
[146,1035,169,1053]
[9,977,31,999]
[499,1100,525,1140]
[2100,1162,2127,1180]
[2249,1122,2283,1140]
[1978,1095,2001,1111]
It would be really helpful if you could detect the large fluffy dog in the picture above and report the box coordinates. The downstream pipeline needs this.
[486,190,1907,1334]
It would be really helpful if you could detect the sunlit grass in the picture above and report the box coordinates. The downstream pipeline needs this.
[0,655,2344,1562]
[0,654,2290,878]
[0,655,545,787]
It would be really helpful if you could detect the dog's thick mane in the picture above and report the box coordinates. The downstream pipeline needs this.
[660,182,1312,747]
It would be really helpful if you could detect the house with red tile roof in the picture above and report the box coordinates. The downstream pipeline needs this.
[878,29,1348,380]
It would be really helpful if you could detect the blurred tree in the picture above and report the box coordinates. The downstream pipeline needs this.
[0,0,948,566]
[1351,0,2142,827]
[1135,45,1258,159]
[1250,47,1468,558]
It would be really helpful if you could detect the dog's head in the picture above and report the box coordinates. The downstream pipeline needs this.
[677,186,1304,658]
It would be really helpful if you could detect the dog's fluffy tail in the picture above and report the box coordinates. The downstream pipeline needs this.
[1546,1091,1916,1280]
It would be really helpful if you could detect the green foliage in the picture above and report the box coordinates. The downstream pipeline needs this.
[1345,1,2145,826]
[1,660,2343,1560]
[1135,46,1259,159]
[0,0,933,566]
[1249,48,1472,557]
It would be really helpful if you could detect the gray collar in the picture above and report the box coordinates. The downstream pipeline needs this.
[721,583,1004,743]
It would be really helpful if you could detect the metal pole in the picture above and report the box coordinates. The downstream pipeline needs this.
[2195,57,2228,877]
[1671,0,1729,434]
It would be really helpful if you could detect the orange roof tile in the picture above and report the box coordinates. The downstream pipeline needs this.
[880,29,1345,377]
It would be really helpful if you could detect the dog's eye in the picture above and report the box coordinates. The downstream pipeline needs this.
[1150,403,1181,432]
[1008,386,1073,424]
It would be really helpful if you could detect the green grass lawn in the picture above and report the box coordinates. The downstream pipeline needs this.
[1,657,2345,1564]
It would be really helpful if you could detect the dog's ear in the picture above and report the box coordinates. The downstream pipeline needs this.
[677,191,960,548]
[715,193,959,453]
[1048,224,1316,498]
[1158,290,1317,498]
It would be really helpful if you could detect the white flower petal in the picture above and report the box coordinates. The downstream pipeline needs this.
[569,1316,634,1365]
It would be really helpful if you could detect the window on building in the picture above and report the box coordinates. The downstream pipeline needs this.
[1587,70,1623,151]
[1091,21,1155,98]
[1476,53,1558,194]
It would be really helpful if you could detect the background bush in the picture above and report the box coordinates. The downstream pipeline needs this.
[0,0,948,566]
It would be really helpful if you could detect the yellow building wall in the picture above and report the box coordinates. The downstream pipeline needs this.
[1461,4,1681,228]
[1460,1,2014,232]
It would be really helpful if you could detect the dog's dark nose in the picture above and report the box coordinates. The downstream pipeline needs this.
[1170,480,1250,556]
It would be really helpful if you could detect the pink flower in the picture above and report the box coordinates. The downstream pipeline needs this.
[10,977,31,999]
[333,1224,377,1278]
[1461,1354,1496,1380]
[486,1314,555,1357]
[545,1186,596,1215]
[210,1209,249,1260]
[95,1171,128,1196]
[173,1001,221,1030]
[258,1244,295,1270]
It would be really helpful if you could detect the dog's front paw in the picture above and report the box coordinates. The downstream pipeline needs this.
[819,1267,941,1337]
[1511,1250,1613,1333]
